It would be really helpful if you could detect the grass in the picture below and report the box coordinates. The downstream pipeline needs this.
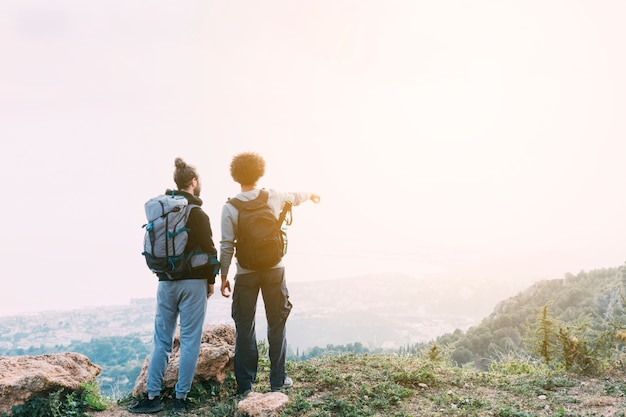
[77,353,626,416]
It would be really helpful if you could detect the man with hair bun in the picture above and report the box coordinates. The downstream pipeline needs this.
[130,158,218,414]
[220,151,320,395]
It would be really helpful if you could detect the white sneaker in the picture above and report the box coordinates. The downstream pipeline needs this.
[271,376,293,392]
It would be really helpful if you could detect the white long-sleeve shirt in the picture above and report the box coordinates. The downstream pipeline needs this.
[219,188,312,277]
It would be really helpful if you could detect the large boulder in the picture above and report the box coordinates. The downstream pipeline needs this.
[236,392,289,417]
[0,352,102,415]
[132,323,235,397]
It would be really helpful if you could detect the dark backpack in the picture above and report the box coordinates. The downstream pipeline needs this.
[142,192,213,280]
[227,189,292,271]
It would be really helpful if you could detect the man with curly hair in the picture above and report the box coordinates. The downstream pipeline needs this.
[219,152,320,394]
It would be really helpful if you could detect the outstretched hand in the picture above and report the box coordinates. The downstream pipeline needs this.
[310,194,321,204]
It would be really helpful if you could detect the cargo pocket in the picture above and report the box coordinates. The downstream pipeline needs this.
[279,281,293,320]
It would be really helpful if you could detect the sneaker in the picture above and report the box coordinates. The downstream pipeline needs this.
[271,376,293,392]
[172,397,187,413]
[237,385,254,396]
[128,396,164,414]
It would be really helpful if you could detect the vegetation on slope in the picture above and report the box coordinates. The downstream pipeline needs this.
[436,265,626,371]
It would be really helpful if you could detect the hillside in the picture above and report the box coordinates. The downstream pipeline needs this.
[0,271,535,399]
[5,265,626,416]
[435,266,626,370]
[0,272,510,398]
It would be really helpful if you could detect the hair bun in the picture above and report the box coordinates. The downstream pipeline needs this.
[174,157,187,169]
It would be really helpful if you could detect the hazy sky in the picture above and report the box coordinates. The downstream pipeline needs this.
[1,1,625,317]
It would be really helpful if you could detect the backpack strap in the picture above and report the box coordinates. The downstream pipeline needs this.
[165,203,197,241]
[227,189,268,210]
[227,190,293,226]
[226,197,244,211]
[278,201,293,226]
[257,189,269,203]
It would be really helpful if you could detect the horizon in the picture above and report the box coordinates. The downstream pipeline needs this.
[2,1,626,317]
[0,263,620,320]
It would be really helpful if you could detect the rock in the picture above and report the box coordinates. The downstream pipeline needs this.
[235,392,289,417]
[132,323,235,397]
[0,352,101,415]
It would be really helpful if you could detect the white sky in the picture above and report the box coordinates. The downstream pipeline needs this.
[1,1,625,317]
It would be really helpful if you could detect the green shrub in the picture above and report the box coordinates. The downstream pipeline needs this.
[5,390,84,417]
[2,382,111,417]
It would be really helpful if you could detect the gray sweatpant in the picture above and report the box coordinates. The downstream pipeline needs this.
[147,279,207,399]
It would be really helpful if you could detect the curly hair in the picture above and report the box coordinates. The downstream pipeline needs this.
[230,152,265,186]
[173,157,198,189]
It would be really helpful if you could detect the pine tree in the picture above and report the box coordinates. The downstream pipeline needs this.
[523,302,559,367]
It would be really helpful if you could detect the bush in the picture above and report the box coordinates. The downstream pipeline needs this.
[2,382,110,417]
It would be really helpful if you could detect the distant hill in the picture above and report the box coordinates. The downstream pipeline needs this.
[0,272,528,354]
[288,273,491,350]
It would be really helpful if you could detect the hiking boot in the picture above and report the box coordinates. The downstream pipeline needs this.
[271,376,293,392]
[172,397,187,413]
[128,396,164,414]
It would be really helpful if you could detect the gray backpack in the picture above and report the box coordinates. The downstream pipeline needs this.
[142,192,208,280]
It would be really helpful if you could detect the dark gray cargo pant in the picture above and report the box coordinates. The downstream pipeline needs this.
[231,267,292,392]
